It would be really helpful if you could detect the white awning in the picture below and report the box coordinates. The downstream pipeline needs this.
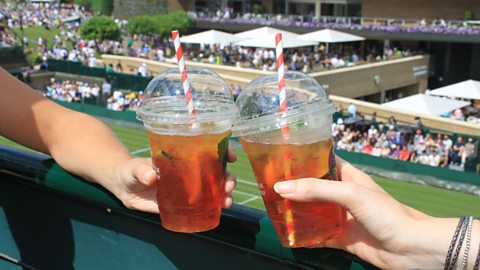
[235,26,298,39]
[429,80,480,100]
[381,94,470,116]
[180,30,243,45]
[299,29,365,43]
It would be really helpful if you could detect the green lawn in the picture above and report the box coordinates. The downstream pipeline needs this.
[12,26,73,50]
[2,123,480,217]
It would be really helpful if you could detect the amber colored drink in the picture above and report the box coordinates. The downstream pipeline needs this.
[240,138,344,247]
[148,130,230,233]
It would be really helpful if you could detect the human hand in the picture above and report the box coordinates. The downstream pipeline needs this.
[107,147,237,213]
[273,156,457,269]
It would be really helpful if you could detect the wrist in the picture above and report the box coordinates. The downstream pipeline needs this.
[401,217,455,269]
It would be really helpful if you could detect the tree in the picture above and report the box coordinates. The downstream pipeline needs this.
[155,11,191,36]
[79,16,121,41]
[126,16,157,35]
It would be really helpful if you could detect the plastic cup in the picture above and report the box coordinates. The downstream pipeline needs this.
[232,71,345,248]
[137,67,236,233]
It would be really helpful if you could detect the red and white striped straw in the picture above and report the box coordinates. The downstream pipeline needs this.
[276,33,294,246]
[172,30,196,115]
[275,33,289,136]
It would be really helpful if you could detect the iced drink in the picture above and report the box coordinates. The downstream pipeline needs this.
[240,137,343,247]
[148,130,230,232]
[233,71,345,247]
[137,67,236,233]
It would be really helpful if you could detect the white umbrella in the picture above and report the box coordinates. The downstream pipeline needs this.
[233,33,317,49]
[381,94,470,116]
[429,79,480,100]
[299,29,364,53]
[180,30,243,45]
[235,26,298,39]
[299,29,365,43]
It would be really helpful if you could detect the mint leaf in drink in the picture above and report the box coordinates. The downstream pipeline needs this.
[160,150,174,160]
[217,135,230,167]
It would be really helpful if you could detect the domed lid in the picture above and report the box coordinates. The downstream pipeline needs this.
[232,71,334,137]
[137,67,237,134]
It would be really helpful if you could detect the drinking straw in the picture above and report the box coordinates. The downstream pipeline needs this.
[276,33,295,246]
[275,33,289,137]
[172,30,196,116]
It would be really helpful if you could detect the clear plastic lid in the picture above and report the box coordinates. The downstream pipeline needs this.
[232,71,335,138]
[137,67,237,135]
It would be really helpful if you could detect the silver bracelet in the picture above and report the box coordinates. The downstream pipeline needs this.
[445,217,466,270]
[459,216,473,270]
[448,217,469,270]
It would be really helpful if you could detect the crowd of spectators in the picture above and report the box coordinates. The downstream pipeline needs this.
[333,111,478,170]
[437,99,480,126]
[2,1,421,78]
[193,9,480,36]
[43,78,142,112]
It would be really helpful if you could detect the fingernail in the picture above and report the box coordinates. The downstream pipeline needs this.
[274,182,296,194]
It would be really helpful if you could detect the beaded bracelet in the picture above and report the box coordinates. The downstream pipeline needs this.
[459,216,473,270]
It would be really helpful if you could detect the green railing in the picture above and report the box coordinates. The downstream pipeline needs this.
[0,145,375,270]
[55,100,140,124]
[0,45,25,59]
[47,59,153,92]
[336,150,480,186]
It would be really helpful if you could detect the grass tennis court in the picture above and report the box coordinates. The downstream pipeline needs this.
[2,123,480,217]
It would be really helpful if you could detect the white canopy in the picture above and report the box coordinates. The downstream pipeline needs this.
[235,26,298,39]
[429,79,480,100]
[299,29,365,43]
[180,30,243,45]
[233,33,317,48]
[381,94,470,116]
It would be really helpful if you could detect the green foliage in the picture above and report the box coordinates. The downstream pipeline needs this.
[79,16,121,41]
[164,11,191,33]
[126,12,191,36]
[464,11,475,20]
[27,53,43,65]
[126,16,157,35]
[253,4,265,14]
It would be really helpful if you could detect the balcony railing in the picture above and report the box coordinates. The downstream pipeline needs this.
[190,11,480,36]
[0,145,376,269]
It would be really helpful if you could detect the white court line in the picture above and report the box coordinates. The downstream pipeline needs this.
[237,179,258,187]
[238,195,260,205]
[131,147,150,155]
[232,190,256,197]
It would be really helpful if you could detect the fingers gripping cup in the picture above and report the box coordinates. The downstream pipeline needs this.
[233,71,345,248]
[137,67,236,233]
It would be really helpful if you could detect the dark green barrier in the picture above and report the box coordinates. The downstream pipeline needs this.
[47,59,153,91]
[336,150,479,186]
[0,146,376,270]
[55,100,140,124]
